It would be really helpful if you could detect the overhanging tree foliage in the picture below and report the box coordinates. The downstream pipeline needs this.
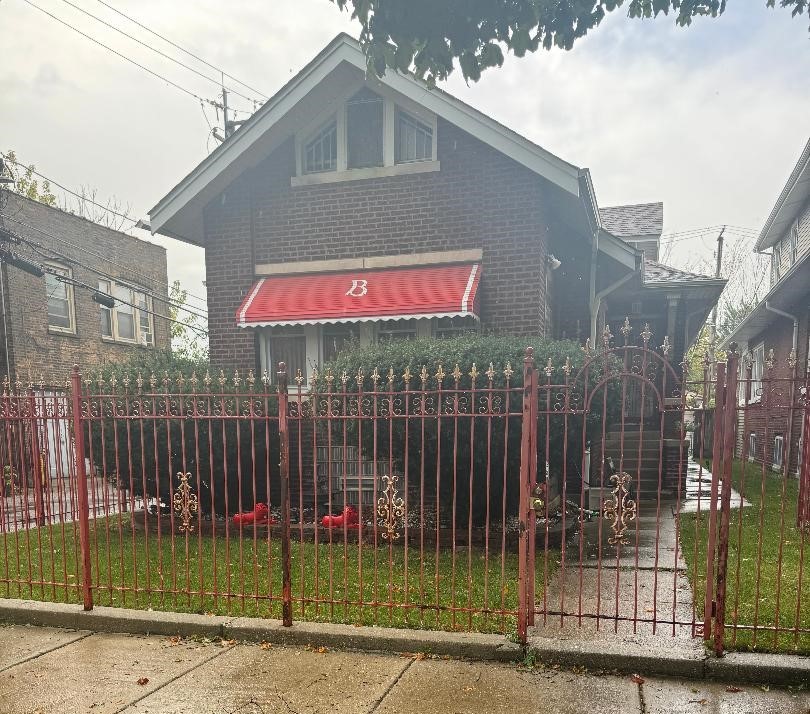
[331,1,809,84]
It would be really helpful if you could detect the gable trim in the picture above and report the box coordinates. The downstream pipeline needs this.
[149,34,583,240]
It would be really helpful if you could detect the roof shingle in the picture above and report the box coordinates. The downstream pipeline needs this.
[600,202,664,238]
[643,259,722,285]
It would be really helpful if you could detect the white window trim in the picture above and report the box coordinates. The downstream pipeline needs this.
[98,279,155,347]
[292,83,439,187]
[750,342,765,404]
[44,261,77,335]
[772,434,784,472]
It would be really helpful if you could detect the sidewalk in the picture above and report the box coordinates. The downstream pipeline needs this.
[0,624,807,713]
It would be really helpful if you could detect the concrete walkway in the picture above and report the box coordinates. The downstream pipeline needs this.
[0,624,807,714]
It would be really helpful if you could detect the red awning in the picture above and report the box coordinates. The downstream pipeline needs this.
[236,263,481,327]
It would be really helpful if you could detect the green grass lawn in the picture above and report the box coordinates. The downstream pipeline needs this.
[679,460,809,654]
[0,516,546,635]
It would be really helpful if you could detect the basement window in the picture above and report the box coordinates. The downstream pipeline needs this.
[748,432,757,462]
[772,435,784,471]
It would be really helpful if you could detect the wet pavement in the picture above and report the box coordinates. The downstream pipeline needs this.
[0,624,806,713]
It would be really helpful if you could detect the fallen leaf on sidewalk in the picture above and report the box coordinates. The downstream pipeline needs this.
[629,674,645,684]
[136,678,149,686]
[167,636,182,646]
[725,685,742,693]
[260,641,273,650]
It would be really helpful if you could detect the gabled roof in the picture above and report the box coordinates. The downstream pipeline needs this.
[599,202,664,238]
[643,259,725,287]
[148,34,593,245]
[755,136,810,251]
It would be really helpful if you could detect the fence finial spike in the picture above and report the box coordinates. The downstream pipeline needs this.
[503,361,514,380]
[469,362,479,382]
[602,324,613,348]
[486,362,495,382]
[341,369,349,387]
[402,365,411,385]
[452,363,462,383]
[620,316,632,342]
[435,363,445,384]
[787,348,797,370]
[294,368,304,386]
[355,367,364,389]
[582,338,592,356]
[387,366,395,385]
[247,369,256,387]
[420,365,429,385]
[544,358,553,377]
[661,335,671,357]
[766,348,775,371]
[640,323,653,345]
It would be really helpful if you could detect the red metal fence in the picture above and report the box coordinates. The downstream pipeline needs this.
[1,336,808,654]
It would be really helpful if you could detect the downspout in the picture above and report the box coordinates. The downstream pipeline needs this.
[764,301,799,474]
[590,272,636,342]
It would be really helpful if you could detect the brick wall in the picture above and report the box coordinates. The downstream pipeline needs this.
[738,301,810,474]
[202,118,554,370]
[0,193,170,386]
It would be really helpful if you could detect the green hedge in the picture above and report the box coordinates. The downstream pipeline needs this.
[316,335,616,524]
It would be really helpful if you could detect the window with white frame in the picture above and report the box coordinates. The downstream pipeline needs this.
[789,220,799,264]
[346,88,384,169]
[396,109,433,163]
[377,319,418,342]
[296,85,438,181]
[772,434,784,470]
[771,243,782,283]
[97,279,154,346]
[44,263,76,334]
[322,324,359,363]
[748,432,757,461]
[433,316,479,339]
[751,343,765,402]
[268,326,307,384]
[303,120,337,174]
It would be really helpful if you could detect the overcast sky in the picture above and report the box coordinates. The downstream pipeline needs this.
[2,0,809,315]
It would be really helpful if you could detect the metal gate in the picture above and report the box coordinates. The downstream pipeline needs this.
[1,335,808,655]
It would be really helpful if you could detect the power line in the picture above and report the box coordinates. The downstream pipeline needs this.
[6,225,209,322]
[54,0,262,106]
[92,0,269,100]
[20,0,216,107]
[0,176,209,310]
[0,211,208,318]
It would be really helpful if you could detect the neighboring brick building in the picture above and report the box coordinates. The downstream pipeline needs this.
[0,191,170,386]
[723,136,810,476]
[148,34,724,380]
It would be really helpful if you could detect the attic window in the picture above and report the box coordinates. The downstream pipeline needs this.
[346,88,383,169]
[396,110,433,163]
[303,120,337,174]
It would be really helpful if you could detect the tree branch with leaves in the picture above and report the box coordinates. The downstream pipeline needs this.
[332,0,808,84]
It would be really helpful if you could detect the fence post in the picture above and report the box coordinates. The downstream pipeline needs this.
[714,347,739,656]
[70,365,93,611]
[703,361,725,640]
[28,390,46,528]
[277,362,293,627]
[517,347,536,644]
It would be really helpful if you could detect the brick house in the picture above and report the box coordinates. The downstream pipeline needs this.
[722,136,810,476]
[0,191,171,387]
[148,34,724,384]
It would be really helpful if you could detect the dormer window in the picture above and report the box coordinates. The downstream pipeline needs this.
[303,120,337,174]
[293,85,439,186]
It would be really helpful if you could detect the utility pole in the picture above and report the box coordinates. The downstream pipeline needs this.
[709,225,725,354]
[212,85,248,143]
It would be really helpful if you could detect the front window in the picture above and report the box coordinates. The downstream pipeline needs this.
[98,279,154,346]
[346,88,383,169]
[322,324,358,363]
[377,319,417,342]
[433,316,478,339]
[396,110,433,163]
[269,326,307,383]
[44,263,75,334]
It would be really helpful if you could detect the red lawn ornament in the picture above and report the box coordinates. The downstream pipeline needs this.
[232,503,278,526]
[321,505,360,529]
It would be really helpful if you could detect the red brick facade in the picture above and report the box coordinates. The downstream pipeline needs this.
[202,118,554,371]
[0,193,170,386]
